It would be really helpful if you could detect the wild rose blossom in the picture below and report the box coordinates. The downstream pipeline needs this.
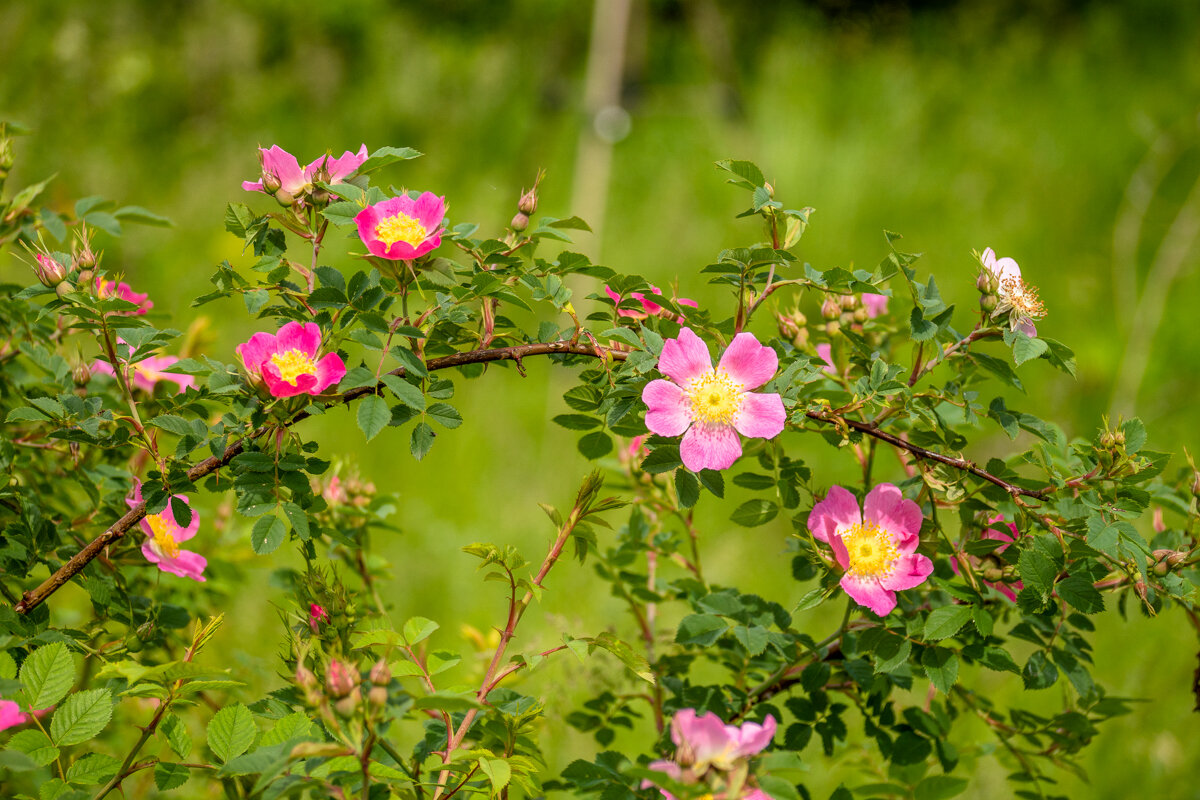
[354,192,446,261]
[96,275,153,314]
[644,709,776,800]
[237,321,346,398]
[862,292,889,318]
[605,285,698,321]
[242,144,369,197]
[93,342,194,394]
[642,328,785,472]
[952,514,1022,601]
[0,699,27,731]
[808,483,933,616]
[980,247,1043,337]
[127,481,207,582]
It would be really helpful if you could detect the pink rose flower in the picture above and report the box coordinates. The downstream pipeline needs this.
[951,514,1022,601]
[862,293,889,318]
[670,708,776,771]
[127,480,207,582]
[95,276,153,315]
[354,192,446,261]
[642,328,786,472]
[815,343,836,376]
[237,321,346,398]
[0,700,27,731]
[605,285,699,321]
[92,341,194,394]
[242,144,369,196]
[980,247,1043,337]
[807,483,933,616]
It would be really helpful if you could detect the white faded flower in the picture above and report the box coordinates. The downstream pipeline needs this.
[980,247,1044,337]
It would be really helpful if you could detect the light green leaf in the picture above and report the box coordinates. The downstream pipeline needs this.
[207,703,256,763]
[357,394,390,441]
[923,605,973,641]
[50,688,113,746]
[19,642,76,710]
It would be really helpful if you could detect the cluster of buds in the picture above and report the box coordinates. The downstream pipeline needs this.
[773,308,808,349]
[1150,548,1188,577]
[27,227,109,299]
[326,659,362,717]
[510,169,544,233]
[312,472,377,512]
[367,658,390,709]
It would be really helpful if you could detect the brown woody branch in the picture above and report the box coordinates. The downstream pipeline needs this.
[14,340,616,614]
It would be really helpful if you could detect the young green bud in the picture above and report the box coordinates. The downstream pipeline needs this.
[979,294,998,313]
[72,361,92,387]
[369,658,391,686]
[295,664,318,690]
[334,687,361,718]
[820,297,840,320]
[262,170,282,194]
[368,685,388,708]
[275,188,296,207]
[511,212,529,232]
[0,137,13,172]
[825,320,841,336]
[839,293,858,311]
[55,280,76,297]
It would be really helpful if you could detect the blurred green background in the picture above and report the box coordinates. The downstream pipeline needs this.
[3,0,1200,797]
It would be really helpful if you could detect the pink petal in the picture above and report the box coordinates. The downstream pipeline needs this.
[733,715,776,756]
[679,423,742,472]
[242,180,265,193]
[718,332,778,390]
[642,379,692,437]
[733,391,785,440]
[980,247,997,271]
[354,205,383,250]
[992,256,1022,282]
[312,353,346,394]
[237,332,282,372]
[840,573,897,616]
[262,146,307,195]
[141,540,163,564]
[882,552,933,592]
[816,343,836,375]
[862,293,889,318]
[672,709,733,763]
[412,192,447,231]
[0,700,27,731]
[807,485,861,544]
[677,298,699,308]
[157,549,208,582]
[828,533,851,570]
[604,286,622,305]
[276,321,322,357]
[863,483,923,552]
[657,328,713,386]
[1016,318,1038,338]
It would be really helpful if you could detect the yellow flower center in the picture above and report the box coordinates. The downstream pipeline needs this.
[146,513,181,559]
[685,370,742,426]
[998,276,1045,319]
[270,349,318,384]
[375,212,428,248]
[841,522,899,579]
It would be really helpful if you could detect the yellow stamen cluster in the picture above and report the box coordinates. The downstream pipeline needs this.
[375,212,428,248]
[270,349,318,385]
[841,522,899,579]
[146,514,181,559]
[685,370,742,426]
[998,276,1045,319]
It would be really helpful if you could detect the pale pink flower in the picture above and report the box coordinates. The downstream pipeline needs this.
[815,343,836,376]
[127,480,207,582]
[242,144,369,196]
[95,276,153,315]
[951,514,1021,602]
[808,484,933,616]
[354,192,446,261]
[642,329,785,472]
[237,321,346,398]
[980,247,1043,337]
[862,293,889,318]
[92,341,194,394]
[670,709,776,771]
[0,700,27,731]
[605,285,699,321]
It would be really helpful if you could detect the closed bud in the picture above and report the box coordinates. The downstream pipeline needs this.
[262,170,282,194]
[511,212,529,232]
[73,361,92,387]
[310,186,330,207]
[979,294,998,313]
[34,254,68,287]
[334,687,361,718]
[55,280,76,297]
[369,658,391,686]
[76,269,94,285]
[518,187,538,215]
[295,665,318,690]
[763,181,775,198]
[368,685,388,708]
[1191,471,1200,498]
[774,311,801,341]
[839,293,858,311]
[326,659,358,698]
[820,297,840,320]
[982,566,1004,582]
[74,249,96,270]
[853,307,869,323]
[977,269,997,294]
[275,188,296,207]
[825,320,841,336]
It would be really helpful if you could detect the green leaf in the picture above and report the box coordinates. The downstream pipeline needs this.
[320,200,362,227]
[1022,650,1058,690]
[1017,548,1057,599]
[155,762,190,791]
[357,394,390,442]
[114,205,172,227]
[250,514,286,555]
[427,403,463,429]
[479,757,512,794]
[207,703,256,763]
[19,642,76,710]
[410,422,436,460]
[578,431,613,460]
[553,414,602,431]
[66,753,120,785]
[923,605,973,641]
[913,775,970,800]
[381,373,425,411]
[402,616,439,646]
[4,730,59,766]
[160,713,192,759]
[1012,333,1049,367]
[922,647,959,693]
[674,468,700,509]
[356,146,423,175]
[759,775,801,800]
[979,646,1020,674]
[1057,574,1104,614]
[50,688,113,746]
[730,499,779,527]
[675,614,727,646]
[909,307,937,341]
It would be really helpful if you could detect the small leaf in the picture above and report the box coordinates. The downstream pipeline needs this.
[674,469,700,509]
[250,514,286,555]
[730,499,779,527]
[675,614,727,646]
[1057,574,1104,614]
[1012,333,1048,367]
[402,616,439,646]
[914,775,970,800]
[577,431,613,460]
[19,642,76,710]
[50,688,113,746]
[923,605,973,641]
[479,757,512,794]
[922,647,959,693]
[155,762,190,791]
[410,422,436,460]
[207,704,256,763]
[357,394,390,442]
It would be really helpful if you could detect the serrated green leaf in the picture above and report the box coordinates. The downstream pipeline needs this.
[402,616,439,646]
[155,762,190,791]
[19,642,76,710]
[411,422,436,460]
[50,688,113,746]
[207,704,256,763]
[922,647,958,693]
[923,605,973,641]
[250,514,286,555]
[65,753,120,785]
[730,499,778,527]
[914,775,969,800]
[357,394,389,441]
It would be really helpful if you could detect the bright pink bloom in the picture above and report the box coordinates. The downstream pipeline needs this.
[815,343,836,376]
[981,247,1042,337]
[93,342,194,394]
[242,144,369,195]
[309,603,329,632]
[951,514,1022,601]
[862,293,889,318]
[354,193,446,261]
[96,276,153,314]
[0,700,27,731]
[670,709,776,771]
[237,321,346,398]
[808,484,933,616]
[642,328,785,472]
[605,285,698,321]
[127,481,207,582]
